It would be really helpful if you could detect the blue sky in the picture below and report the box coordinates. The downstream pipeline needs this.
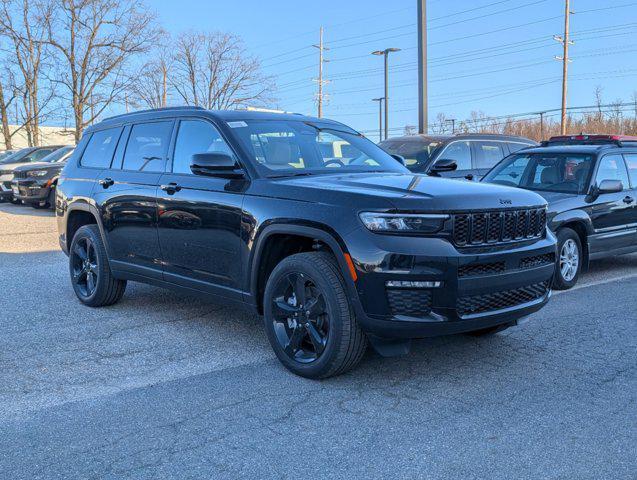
[153,0,637,139]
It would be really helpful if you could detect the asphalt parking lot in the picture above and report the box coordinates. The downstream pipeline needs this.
[0,201,635,479]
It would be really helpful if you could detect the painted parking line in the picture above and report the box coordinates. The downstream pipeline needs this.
[553,272,637,295]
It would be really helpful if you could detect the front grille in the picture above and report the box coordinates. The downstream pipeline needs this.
[458,281,549,316]
[452,208,546,246]
[458,261,506,277]
[387,289,432,317]
[520,252,555,269]
[13,171,27,179]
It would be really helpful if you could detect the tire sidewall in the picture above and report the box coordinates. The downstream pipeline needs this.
[263,255,348,378]
[554,228,582,290]
[69,225,108,306]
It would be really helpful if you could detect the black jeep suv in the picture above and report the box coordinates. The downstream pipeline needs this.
[483,134,637,289]
[56,107,556,378]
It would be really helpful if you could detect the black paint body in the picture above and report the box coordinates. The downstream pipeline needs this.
[56,108,556,340]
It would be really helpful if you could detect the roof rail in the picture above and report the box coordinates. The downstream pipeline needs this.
[101,105,206,123]
[541,134,637,147]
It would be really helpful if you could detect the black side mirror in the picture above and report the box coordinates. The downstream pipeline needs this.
[428,158,458,176]
[190,152,243,178]
[597,179,623,194]
[390,154,406,166]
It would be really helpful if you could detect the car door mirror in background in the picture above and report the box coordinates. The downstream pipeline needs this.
[190,152,244,178]
[390,154,406,166]
[597,179,624,194]
[429,158,458,176]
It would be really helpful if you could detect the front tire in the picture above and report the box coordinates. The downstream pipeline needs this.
[69,224,126,307]
[263,252,367,379]
[554,227,582,290]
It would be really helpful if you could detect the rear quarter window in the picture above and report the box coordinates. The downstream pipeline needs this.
[80,128,123,168]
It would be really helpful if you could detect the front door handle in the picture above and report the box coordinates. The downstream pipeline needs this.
[99,177,114,188]
[623,196,635,204]
[160,183,181,195]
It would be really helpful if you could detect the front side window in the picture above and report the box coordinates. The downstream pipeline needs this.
[438,141,472,171]
[621,153,637,188]
[595,154,630,188]
[26,148,57,162]
[173,120,236,174]
[484,153,594,194]
[378,139,442,172]
[475,141,505,169]
[80,128,122,168]
[122,121,173,172]
[229,120,407,176]
[40,146,74,163]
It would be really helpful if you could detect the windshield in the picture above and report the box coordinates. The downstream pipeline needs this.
[378,139,442,172]
[0,148,32,164]
[483,152,594,194]
[229,120,408,176]
[39,146,73,163]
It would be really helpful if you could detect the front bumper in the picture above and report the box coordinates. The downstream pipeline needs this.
[345,227,557,339]
[0,176,14,200]
[11,179,51,203]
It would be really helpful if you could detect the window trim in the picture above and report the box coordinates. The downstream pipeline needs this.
[78,127,125,171]
[593,152,632,190]
[167,116,246,178]
[119,119,176,174]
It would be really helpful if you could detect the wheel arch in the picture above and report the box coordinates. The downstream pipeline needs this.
[65,203,106,254]
[249,223,357,315]
[552,213,591,269]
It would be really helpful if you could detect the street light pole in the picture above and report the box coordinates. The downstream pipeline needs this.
[417,0,428,134]
[372,48,401,141]
[372,97,384,141]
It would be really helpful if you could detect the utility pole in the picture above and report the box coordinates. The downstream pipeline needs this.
[162,62,168,107]
[447,118,456,134]
[539,111,545,140]
[417,0,428,134]
[313,27,329,118]
[372,48,401,140]
[555,0,573,135]
[372,97,384,141]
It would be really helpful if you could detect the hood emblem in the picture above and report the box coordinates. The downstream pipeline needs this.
[499,199,513,205]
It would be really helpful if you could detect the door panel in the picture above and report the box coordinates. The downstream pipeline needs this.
[589,154,634,254]
[156,118,246,299]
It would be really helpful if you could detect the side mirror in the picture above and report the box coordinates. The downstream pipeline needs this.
[429,158,458,176]
[597,179,623,194]
[190,152,243,178]
[390,154,406,166]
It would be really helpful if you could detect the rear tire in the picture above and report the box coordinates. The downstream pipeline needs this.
[263,252,367,379]
[69,224,126,307]
[554,227,582,290]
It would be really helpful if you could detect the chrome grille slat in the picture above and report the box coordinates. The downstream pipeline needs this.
[452,208,546,247]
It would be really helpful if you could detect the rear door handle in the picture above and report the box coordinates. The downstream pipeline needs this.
[160,183,181,195]
[99,177,114,188]
[623,196,634,204]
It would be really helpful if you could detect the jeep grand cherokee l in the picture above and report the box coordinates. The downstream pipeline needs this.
[56,107,556,378]
[483,134,637,289]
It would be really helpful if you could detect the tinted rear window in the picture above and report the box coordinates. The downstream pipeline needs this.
[80,128,123,168]
[122,121,173,172]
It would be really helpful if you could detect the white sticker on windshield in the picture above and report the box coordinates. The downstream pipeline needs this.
[227,121,248,128]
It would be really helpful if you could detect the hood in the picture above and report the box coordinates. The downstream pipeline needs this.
[0,162,30,173]
[265,172,547,212]
[534,190,579,205]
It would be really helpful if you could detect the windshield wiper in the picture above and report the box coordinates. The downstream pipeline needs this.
[267,172,316,179]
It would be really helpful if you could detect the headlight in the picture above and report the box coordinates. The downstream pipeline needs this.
[27,170,49,177]
[359,212,449,234]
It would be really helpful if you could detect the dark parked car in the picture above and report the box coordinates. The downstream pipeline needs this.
[379,133,537,180]
[11,146,75,209]
[483,134,637,289]
[56,107,556,378]
[0,145,67,202]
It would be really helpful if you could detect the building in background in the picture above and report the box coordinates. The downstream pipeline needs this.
[1,125,75,150]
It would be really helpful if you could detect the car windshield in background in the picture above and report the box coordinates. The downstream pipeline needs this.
[229,120,408,176]
[483,153,594,194]
[40,146,74,163]
[379,139,442,172]
[0,149,31,164]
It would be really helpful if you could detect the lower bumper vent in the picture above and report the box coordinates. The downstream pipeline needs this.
[387,289,432,317]
[458,281,549,316]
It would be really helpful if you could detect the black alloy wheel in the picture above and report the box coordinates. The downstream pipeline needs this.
[71,236,99,298]
[271,272,329,363]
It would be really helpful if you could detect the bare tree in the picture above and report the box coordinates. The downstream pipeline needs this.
[0,0,55,146]
[127,43,171,109]
[172,31,274,110]
[45,0,159,143]
[0,71,15,149]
